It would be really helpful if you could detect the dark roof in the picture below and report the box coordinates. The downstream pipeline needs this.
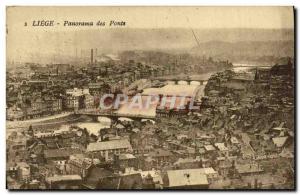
[44,148,82,159]
[235,163,263,174]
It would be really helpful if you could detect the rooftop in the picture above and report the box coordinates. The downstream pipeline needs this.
[46,175,82,183]
[166,169,209,187]
[204,145,216,151]
[149,149,173,157]
[272,136,289,147]
[214,143,229,151]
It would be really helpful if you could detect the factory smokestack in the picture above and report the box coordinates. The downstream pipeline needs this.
[91,49,94,64]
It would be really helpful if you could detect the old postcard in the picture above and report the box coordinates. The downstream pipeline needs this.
[6,6,295,190]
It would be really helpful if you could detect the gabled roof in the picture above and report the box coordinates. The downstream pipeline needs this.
[99,173,143,190]
[85,167,115,188]
[204,145,216,151]
[272,136,289,147]
[118,153,136,160]
[87,139,132,152]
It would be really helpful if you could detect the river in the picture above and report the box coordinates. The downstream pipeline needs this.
[232,63,271,73]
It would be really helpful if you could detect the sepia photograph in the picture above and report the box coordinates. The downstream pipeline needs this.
[5,6,295,190]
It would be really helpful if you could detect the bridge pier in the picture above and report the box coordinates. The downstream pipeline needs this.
[200,81,204,85]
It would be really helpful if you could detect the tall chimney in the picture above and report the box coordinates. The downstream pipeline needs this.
[91,49,94,64]
[95,48,98,63]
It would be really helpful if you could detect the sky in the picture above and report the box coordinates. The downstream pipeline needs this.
[6,6,294,63]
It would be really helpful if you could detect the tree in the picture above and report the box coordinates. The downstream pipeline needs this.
[28,125,34,136]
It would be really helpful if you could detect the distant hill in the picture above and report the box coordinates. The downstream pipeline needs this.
[7,28,294,65]
[66,28,294,51]
[190,40,294,64]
